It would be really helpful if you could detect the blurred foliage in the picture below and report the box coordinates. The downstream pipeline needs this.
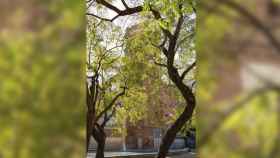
[0,0,85,158]
[2,0,280,158]
[197,0,280,158]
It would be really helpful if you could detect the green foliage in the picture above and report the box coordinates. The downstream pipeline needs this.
[119,17,195,131]
[198,1,280,158]
[201,91,279,158]
[142,0,195,31]
[0,1,85,157]
[88,0,197,152]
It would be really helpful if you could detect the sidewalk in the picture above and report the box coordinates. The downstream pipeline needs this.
[87,149,196,158]
[168,152,196,158]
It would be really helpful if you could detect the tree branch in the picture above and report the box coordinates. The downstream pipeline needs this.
[176,32,195,52]
[95,0,143,17]
[87,0,143,22]
[169,13,184,56]
[86,13,114,22]
[95,86,126,122]
[151,35,169,57]
[174,15,184,41]
[87,0,95,10]
[150,7,173,38]
[154,60,168,67]
[160,34,168,48]
[101,106,117,128]
[121,0,129,9]
[180,61,196,80]
[96,0,122,14]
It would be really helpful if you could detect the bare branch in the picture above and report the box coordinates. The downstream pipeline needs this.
[160,34,168,48]
[169,13,184,57]
[121,0,129,9]
[149,6,173,39]
[96,0,122,14]
[86,13,114,22]
[87,0,95,10]
[176,33,195,52]
[174,4,184,39]
[95,0,142,17]
[105,44,124,53]
[174,15,184,40]
[154,60,168,67]
[180,61,196,80]
[101,106,117,127]
[152,45,169,57]
[95,86,126,122]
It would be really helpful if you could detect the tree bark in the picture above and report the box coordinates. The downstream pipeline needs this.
[157,65,196,158]
[86,110,94,151]
[156,13,196,156]
[92,125,106,158]
[95,139,105,158]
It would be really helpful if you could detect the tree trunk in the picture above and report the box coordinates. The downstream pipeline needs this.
[87,110,95,152]
[92,125,106,158]
[86,114,91,151]
[157,65,196,158]
[95,139,105,158]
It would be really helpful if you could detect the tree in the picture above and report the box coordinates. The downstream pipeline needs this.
[86,18,127,158]
[87,1,196,157]
[122,22,177,127]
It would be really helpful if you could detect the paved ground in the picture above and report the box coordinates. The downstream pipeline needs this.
[168,152,195,158]
[87,150,196,158]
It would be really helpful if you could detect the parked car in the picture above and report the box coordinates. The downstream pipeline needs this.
[185,128,196,150]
